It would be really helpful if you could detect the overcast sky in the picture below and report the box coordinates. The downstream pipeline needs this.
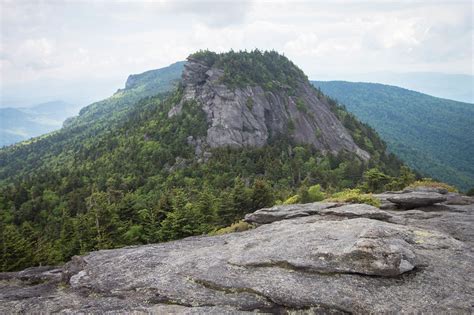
[1,0,473,107]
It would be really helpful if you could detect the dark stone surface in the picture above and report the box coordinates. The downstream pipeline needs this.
[386,191,447,209]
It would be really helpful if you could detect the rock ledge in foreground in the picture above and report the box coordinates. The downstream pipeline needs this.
[1,202,472,314]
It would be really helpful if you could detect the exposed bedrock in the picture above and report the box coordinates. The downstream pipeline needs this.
[169,58,370,160]
[1,196,473,314]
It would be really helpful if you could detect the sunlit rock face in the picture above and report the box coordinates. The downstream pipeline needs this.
[169,57,370,160]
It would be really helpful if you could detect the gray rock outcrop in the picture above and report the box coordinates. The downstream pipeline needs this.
[169,58,370,160]
[244,202,393,224]
[386,192,447,209]
[244,202,340,224]
[374,187,455,210]
[1,200,473,314]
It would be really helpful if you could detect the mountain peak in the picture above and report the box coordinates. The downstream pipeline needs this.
[187,50,307,89]
[169,50,369,160]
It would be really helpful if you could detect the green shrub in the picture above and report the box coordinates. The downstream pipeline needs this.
[287,119,295,132]
[189,50,218,66]
[307,184,325,202]
[314,128,322,140]
[326,189,381,207]
[295,98,308,113]
[209,221,254,236]
[407,178,458,193]
[283,195,300,205]
[361,168,392,193]
[286,185,325,205]
[246,97,254,110]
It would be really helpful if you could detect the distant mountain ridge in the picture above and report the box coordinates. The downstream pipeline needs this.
[312,81,474,190]
[65,61,185,129]
[69,61,473,190]
[3,62,471,191]
[334,71,473,104]
[0,101,79,147]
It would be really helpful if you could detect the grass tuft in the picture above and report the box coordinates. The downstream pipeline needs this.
[325,189,381,207]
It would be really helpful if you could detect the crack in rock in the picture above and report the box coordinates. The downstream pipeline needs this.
[189,277,351,314]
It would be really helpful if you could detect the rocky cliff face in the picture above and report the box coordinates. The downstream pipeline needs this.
[1,189,473,313]
[169,57,370,160]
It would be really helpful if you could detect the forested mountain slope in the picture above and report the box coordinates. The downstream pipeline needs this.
[0,51,406,271]
[313,81,474,191]
[0,62,185,182]
[17,62,466,191]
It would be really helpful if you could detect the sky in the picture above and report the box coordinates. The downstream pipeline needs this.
[1,0,473,107]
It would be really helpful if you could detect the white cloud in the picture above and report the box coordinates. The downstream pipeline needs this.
[167,0,253,27]
[0,0,472,105]
[16,38,58,70]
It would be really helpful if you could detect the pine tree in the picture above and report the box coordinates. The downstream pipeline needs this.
[230,178,252,221]
[194,189,218,233]
[1,225,32,271]
[159,189,199,241]
[250,179,274,211]
[86,190,121,250]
